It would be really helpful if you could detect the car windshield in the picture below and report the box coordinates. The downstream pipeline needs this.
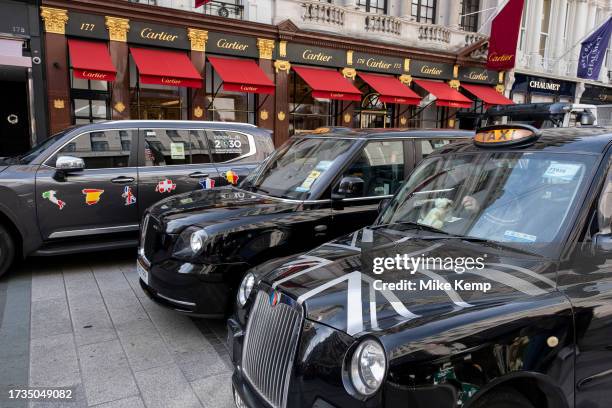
[377,151,597,257]
[18,129,72,164]
[242,137,355,200]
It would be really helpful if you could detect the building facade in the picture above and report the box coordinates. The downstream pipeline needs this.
[0,0,46,156]
[36,0,513,148]
[510,0,612,107]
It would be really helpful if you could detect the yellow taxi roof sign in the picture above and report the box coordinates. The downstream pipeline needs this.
[474,125,540,147]
[311,127,331,134]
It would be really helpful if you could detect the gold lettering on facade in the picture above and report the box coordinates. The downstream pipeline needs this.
[421,65,443,76]
[161,78,182,85]
[302,50,333,62]
[188,28,208,52]
[40,7,68,35]
[488,53,514,63]
[114,102,126,113]
[260,110,269,121]
[366,58,392,70]
[140,28,179,42]
[53,99,65,109]
[105,16,130,42]
[277,111,286,121]
[217,38,249,51]
[467,70,489,81]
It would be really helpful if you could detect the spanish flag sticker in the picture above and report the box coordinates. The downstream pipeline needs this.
[226,170,239,185]
[82,189,104,205]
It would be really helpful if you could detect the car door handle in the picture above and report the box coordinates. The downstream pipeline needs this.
[189,172,209,179]
[111,176,135,184]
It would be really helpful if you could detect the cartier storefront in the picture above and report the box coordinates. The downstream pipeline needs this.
[39,0,506,146]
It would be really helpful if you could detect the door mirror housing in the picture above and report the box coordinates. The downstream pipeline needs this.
[335,176,364,199]
[56,156,85,172]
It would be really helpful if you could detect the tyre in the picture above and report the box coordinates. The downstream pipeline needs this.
[0,224,15,278]
[471,387,536,408]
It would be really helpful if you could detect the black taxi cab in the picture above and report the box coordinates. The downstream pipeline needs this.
[228,125,612,408]
[137,128,471,316]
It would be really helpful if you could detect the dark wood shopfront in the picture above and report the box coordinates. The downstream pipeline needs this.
[40,0,500,146]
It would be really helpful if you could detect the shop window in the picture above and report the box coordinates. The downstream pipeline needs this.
[460,0,479,32]
[70,69,110,124]
[411,0,436,24]
[358,0,387,14]
[52,130,134,169]
[355,91,394,128]
[340,140,405,197]
[289,71,337,135]
[142,129,191,166]
[205,62,256,124]
[129,57,188,120]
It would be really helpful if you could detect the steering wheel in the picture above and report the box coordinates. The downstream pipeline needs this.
[481,189,524,226]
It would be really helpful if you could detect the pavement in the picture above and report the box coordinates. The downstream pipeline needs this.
[0,250,235,408]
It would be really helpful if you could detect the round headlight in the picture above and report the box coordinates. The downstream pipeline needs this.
[350,339,386,396]
[237,272,255,307]
[189,230,208,254]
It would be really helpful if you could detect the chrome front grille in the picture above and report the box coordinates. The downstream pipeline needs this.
[140,215,158,263]
[242,290,303,408]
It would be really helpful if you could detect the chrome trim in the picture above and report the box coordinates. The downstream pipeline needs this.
[156,292,196,307]
[237,189,330,204]
[342,194,393,202]
[242,290,303,408]
[49,224,139,239]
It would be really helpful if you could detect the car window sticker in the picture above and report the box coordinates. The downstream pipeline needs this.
[296,170,322,192]
[212,133,243,154]
[543,161,581,181]
[226,170,239,185]
[504,230,537,242]
[170,142,186,160]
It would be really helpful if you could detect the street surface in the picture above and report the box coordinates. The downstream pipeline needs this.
[0,250,234,408]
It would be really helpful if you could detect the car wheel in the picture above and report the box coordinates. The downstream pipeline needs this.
[471,388,536,408]
[0,224,15,278]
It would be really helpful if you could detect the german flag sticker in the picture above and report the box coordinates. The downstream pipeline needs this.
[226,170,239,185]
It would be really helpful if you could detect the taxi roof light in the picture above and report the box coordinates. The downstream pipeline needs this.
[474,125,540,147]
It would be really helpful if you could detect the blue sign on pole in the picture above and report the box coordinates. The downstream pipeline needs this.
[578,17,612,80]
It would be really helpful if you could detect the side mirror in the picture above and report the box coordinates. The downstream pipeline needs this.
[56,156,85,172]
[593,233,612,253]
[334,176,364,199]
[378,198,391,214]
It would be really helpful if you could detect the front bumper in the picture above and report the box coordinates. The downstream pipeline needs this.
[138,255,247,317]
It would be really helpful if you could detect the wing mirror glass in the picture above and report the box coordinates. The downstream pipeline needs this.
[579,112,596,126]
[378,198,391,214]
[56,156,85,172]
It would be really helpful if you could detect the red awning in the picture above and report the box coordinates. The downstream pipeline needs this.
[414,79,473,108]
[293,66,361,101]
[130,47,202,88]
[461,84,514,107]
[208,56,275,94]
[67,39,116,82]
[358,72,421,105]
